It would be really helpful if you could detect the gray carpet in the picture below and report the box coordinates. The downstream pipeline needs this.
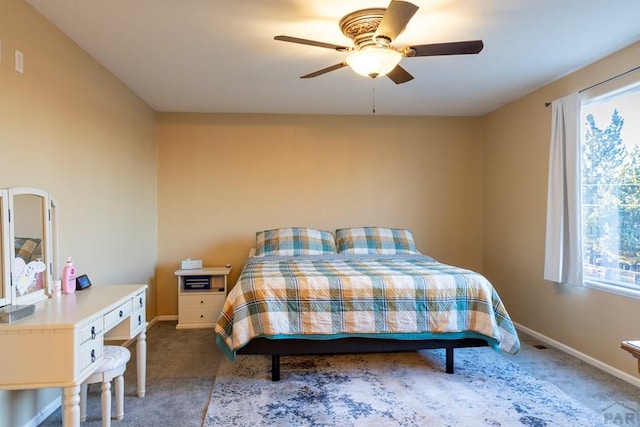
[40,321,221,427]
[39,323,640,426]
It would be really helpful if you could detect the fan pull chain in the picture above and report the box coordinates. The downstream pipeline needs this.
[372,79,376,114]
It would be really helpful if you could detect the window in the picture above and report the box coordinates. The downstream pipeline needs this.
[581,78,640,297]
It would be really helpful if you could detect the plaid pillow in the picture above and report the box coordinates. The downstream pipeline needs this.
[335,227,419,255]
[254,227,337,257]
[14,237,42,262]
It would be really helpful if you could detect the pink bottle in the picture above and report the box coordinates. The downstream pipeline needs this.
[62,258,76,294]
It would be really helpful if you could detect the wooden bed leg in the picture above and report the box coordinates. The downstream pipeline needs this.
[445,348,454,374]
[271,355,281,381]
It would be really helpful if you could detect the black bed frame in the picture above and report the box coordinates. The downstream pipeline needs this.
[237,337,489,381]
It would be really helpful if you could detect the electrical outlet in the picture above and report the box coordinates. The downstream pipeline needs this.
[15,50,23,74]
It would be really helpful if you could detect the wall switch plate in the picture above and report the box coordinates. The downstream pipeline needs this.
[15,49,23,73]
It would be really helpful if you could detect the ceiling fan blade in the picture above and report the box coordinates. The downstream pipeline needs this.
[409,40,484,57]
[300,63,347,79]
[386,65,414,84]
[374,1,419,44]
[274,35,350,51]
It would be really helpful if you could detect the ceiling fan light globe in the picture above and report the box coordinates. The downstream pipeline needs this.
[345,47,402,78]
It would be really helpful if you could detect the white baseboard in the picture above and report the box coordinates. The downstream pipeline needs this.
[156,314,178,322]
[147,316,159,329]
[515,322,640,389]
[23,395,61,427]
[120,316,161,347]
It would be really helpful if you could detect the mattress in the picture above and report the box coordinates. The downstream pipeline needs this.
[215,254,520,359]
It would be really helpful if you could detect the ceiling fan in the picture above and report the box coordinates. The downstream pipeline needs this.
[275,0,483,84]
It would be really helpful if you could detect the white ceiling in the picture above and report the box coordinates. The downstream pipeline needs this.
[26,0,640,116]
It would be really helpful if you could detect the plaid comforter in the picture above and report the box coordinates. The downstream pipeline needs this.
[215,254,520,359]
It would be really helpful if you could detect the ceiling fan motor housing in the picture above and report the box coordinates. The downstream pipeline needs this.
[339,8,386,49]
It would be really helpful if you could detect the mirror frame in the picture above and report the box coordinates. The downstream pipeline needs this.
[0,190,9,307]
[0,187,58,307]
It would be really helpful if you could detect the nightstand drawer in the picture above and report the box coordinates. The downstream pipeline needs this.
[179,293,224,310]
[179,308,219,325]
[179,294,225,325]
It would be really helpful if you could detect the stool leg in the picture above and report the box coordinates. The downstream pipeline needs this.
[80,383,88,422]
[101,380,111,427]
[115,374,124,420]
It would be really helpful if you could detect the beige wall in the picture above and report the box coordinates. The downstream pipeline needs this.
[4,0,640,423]
[0,1,157,425]
[483,41,640,378]
[156,113,483,315]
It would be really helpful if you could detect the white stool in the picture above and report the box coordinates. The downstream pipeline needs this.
[80,345,131,427]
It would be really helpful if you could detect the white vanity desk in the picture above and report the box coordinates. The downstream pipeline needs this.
[0,284,147,427]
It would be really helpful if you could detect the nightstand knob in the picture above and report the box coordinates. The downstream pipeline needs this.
[91,326,96,339]
[200,314,204,318]
[91,349,96,363]
[200,300,204,304]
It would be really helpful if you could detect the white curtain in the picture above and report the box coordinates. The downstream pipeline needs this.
[544,92,583,286]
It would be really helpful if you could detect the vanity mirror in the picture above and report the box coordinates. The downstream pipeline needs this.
[0,188,58,307]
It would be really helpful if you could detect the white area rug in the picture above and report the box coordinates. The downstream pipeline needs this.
[204,347,606,426]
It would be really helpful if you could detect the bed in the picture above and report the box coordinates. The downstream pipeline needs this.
[215,227,520,381]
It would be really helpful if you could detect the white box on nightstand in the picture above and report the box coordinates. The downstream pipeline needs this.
[180,259,202,270]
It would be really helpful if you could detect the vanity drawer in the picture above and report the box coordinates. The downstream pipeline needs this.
[80,339,103,374]
[80,317,104,345]
[129,291,146,334]
[105,291,147,339]
[135,291,146,311]
[129,306,146,334]
[104,300,133,331]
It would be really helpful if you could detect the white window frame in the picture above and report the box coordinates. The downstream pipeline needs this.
[581,74,640,299]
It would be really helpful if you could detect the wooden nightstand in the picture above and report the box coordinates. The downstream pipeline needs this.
[174,267,231,330]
